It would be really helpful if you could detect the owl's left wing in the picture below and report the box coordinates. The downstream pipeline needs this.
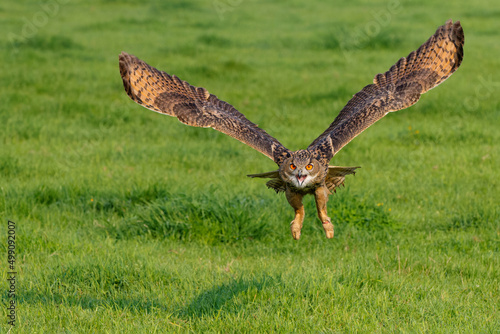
[308,20,464,164]
[119,52,291,165]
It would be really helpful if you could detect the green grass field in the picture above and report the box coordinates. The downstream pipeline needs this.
[1,0,499,332]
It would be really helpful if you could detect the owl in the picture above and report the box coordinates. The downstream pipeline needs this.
[119,20,464,240]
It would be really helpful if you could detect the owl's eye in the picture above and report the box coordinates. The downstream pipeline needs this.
[290,164,296,170]
[306,164,313,170]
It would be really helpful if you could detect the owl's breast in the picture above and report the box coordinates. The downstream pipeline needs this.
[286,182,319,195]
[285,173,327,194]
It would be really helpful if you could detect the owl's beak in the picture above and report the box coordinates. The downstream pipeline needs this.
[296,170,307,186]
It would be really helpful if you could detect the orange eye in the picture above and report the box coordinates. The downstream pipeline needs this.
[306,164,313,170]
[290,164,296,170]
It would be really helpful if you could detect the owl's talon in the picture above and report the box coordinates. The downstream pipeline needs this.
[290,220,302,240]
[322,219,334,239]
[120,22,464,241]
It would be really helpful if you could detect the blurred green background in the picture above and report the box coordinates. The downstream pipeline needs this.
[1,0,498,332]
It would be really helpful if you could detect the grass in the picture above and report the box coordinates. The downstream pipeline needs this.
[1,0,499,332]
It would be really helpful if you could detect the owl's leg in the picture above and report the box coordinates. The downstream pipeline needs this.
[314,186,334,239]
[285,188,305,240]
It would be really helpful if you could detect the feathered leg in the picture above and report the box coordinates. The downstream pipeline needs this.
[285,188,305,240]
[314,186,334,239]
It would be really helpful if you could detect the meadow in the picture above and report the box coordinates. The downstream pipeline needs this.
[1,0,499,332]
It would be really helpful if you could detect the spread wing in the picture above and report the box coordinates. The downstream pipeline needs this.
[119,52,291,165]
[308,20,464,164]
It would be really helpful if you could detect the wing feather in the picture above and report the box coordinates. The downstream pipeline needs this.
[325,166,360,193]
[119,52,291,164]
[308,20,464,164]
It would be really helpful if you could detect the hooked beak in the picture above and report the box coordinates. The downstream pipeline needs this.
[296,170,307,186]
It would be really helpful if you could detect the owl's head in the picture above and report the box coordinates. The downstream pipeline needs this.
[280,150,325,189]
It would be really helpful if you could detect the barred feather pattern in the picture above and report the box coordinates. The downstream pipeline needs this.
[308,20,464,164]
[119,52,291,165]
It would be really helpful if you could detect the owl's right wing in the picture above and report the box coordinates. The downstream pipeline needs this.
[308,20,464,165]
[119,52,291,165]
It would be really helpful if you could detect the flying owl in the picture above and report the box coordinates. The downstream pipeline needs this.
[119,20,464,240]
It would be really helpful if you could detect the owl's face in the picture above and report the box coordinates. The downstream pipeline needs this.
[280,150,324,189]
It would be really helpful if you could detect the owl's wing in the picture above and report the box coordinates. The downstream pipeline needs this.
[308,20,464,164]
[119,52,291,165]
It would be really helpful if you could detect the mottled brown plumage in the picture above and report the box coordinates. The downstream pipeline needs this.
[119,20,464,240]
[309,20,464,164]
[119,53,292,165]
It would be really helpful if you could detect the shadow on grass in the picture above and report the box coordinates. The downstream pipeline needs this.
[20,275,276,320]
[180,275,275,318]
[19,290,170,314]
